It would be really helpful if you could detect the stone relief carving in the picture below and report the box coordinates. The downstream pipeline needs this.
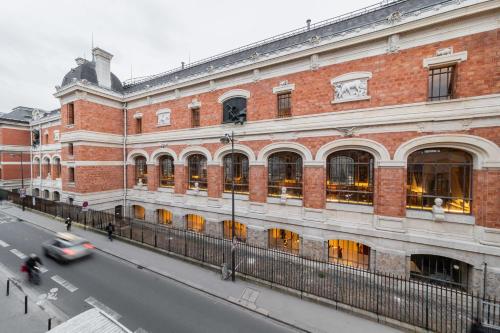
[156,109,171,126]
[387,34,400,54]
[387,11,403,25]
[331,72,372,103]
[432,198,446,222]
[280,187,287,204]
[310,54,319,70]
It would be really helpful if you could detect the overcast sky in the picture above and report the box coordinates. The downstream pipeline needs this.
[0,0,377,112]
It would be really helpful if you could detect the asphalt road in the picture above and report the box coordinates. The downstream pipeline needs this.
[0,216,296,333]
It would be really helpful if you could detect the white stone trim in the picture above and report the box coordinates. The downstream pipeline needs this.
[188,99,201,110]
[423,50,468,68]
[126,149,149,164]
[155,108,171,126]
[41,154,51,162]
[133,112,143,119]
[267,197,303,206]
[222,193,249,201]
[178,146,213,163]
[331,72,372,104]
[61,161,124,166]
[315,138,390,165]
[217,89,250,103]
[393,134,500,170]
[272,82,295,94]
[325,202,374,214]
[213,144,256,165]
[257,142,313,164]
[331,72,372,84]
[406,209,475,225]
[150,147,178,164]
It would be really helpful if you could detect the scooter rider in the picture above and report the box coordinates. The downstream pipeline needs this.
[25,253,42,282]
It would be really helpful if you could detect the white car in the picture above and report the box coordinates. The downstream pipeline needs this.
[42,232,94,263]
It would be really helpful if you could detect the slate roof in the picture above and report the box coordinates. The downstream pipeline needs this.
[62,59,123,93]
[0,107,35,123]
[122,0,450,94]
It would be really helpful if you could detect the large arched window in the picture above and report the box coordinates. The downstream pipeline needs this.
[268,228,300,254]
[328,240,370,270]
[53,191,60,201]
[188,154,207,190]
[268,152,303,199]
[407,148,472,214]
[223,153,249,194]
[223,221,247,242]
[410,254,470,290]
[43,190,50,199]
[133,205,146,220]
[53,158,61,178]
[222,97,247,124]
[159,155,175,188]
[43,158,51,178]
[186,214,205,233]
[326,150,374,205]
[135,156,148,185]
[33,188,40,197]
[157,209,173,225]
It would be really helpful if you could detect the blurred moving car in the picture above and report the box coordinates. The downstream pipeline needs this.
[42,232,94,263]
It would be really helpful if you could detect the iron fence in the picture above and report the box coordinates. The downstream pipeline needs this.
[4,189,500,333]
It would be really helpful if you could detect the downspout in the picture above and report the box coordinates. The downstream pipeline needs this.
[123,102,128,216]
[29,123,33,195]
[38,123,42,194]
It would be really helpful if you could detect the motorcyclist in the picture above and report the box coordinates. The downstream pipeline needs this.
[65,217,72,232]
[25,253,42,282]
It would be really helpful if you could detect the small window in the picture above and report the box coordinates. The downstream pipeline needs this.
[136,118,142,134]
[277,92,292,118]
[67,103,74,125]
[222,97,246,124]
[428,66,455,101]
[410,254,470,290]
[68,143,74,156]
[191,108,200,128]
[68,167,75,183]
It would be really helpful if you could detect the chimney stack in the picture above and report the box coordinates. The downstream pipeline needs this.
[92,47,113,89]
[181,61,185,69]
[306,19,311,31]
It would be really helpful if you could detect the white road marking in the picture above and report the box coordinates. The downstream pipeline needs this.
[0,240,9,247]
[39,266,48,273]
[85,296,122,320]
[10,248,27,259]
[51,275,78,292]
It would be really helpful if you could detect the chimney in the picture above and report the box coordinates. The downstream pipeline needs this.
[181,61,185,69]
[306,19,311,31]
[92,47,113,89]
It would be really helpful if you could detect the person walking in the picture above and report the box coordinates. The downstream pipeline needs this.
[65,217,72,232]
[106,223,115,241]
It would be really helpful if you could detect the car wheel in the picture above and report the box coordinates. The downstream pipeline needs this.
[43,248,50,258]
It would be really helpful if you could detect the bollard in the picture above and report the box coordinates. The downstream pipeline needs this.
[6,279,9,296]
[24,295,28,314]
[48,318,52,330]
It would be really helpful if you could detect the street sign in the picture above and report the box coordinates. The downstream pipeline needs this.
[82,201,89,212]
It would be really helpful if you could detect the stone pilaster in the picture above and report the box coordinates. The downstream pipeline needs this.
[247,225,267,248]
[172,213,185,229]
[303,165,325,209]
[147,164,158,191]
[374,250,408,277]
[301,236,326,260]
[205,218,221,237]
[249,165,266,203]
[174,163,187,194]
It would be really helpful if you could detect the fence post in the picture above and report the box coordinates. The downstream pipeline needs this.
[425,283,429,330]
[154,227,157,248]
[6,279,9,296]
[48,318,52,330]
[141,224,144,243]
[24,295,28,314]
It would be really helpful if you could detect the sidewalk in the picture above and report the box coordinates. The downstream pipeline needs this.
[0,203,402,333]
[0,262,60,333]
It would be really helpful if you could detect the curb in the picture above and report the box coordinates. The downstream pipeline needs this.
[1,206,309,333]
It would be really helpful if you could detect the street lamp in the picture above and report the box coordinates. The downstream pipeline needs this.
[10,152,25,211]
[220,104,246,282]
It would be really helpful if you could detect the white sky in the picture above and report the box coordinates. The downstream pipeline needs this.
[0,0,376,112]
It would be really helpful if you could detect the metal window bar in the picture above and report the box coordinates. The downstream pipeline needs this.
[277,93,292,118]
[191,109,200,127]
[428,66,455,101]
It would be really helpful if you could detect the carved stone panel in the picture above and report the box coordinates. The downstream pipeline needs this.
[331,72,372,104]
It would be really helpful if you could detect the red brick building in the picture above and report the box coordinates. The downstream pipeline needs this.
[3,0,500,295]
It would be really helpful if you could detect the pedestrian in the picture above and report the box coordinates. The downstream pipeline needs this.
[65,217,72,232]
[106,223,115,241]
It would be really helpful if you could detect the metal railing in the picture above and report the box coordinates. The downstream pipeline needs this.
[3,189,500,333]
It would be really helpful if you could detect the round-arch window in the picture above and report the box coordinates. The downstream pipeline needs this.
[268,152,303,199]
[268,228,300,255]
[159,155,175,188]
[188,154,207,190]
[157,209,172,225]
[222,97,246,124]
[328,240,370,270]
[223,153,249,194]
[223,221,247,242]
[326,150,374,205]
[135,156,148,185]
[186,214,205,233]
[407,148,472,214]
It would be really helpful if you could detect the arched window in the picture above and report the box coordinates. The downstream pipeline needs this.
[186,214,205,233]
[268,152,303,199]
[222,97,246,124]
[268,228,300,255]
[133,205,145,220]
[188,154,207,190]
[53,158,61,178]
[407,148,472,214]
[223,153,249,194]
[157,209,173,225]
[410,254,470,290]
[43,190,50,199]
[326,150,374,205]
[53,191,60,201]
[33,188,40,197]
[43,158,51,178]
[135,156,148,185]
[223,221,247,242]
[159,155,175,188]
[328,240,370,270]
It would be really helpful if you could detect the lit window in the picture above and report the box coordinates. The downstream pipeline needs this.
[268,152,302,199]
[223,221,247,242]
[159,155,175,188]
[326,150,374,205]
[186,214,205,233]
[133,205,146,220]
[188,154,207,190]
[410,254,469,290]
[277,92,292,118]
[223,153,249,194]
[157,209,173,225]
[268,228,300,255]
[222,97,246,124]
[328,240,370,270]
[135,156,148,185]
[428,66,455,101]
[407,148,472,214]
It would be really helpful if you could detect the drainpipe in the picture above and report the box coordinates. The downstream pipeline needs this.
[123,102,128,217]
[29,124,33,195]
